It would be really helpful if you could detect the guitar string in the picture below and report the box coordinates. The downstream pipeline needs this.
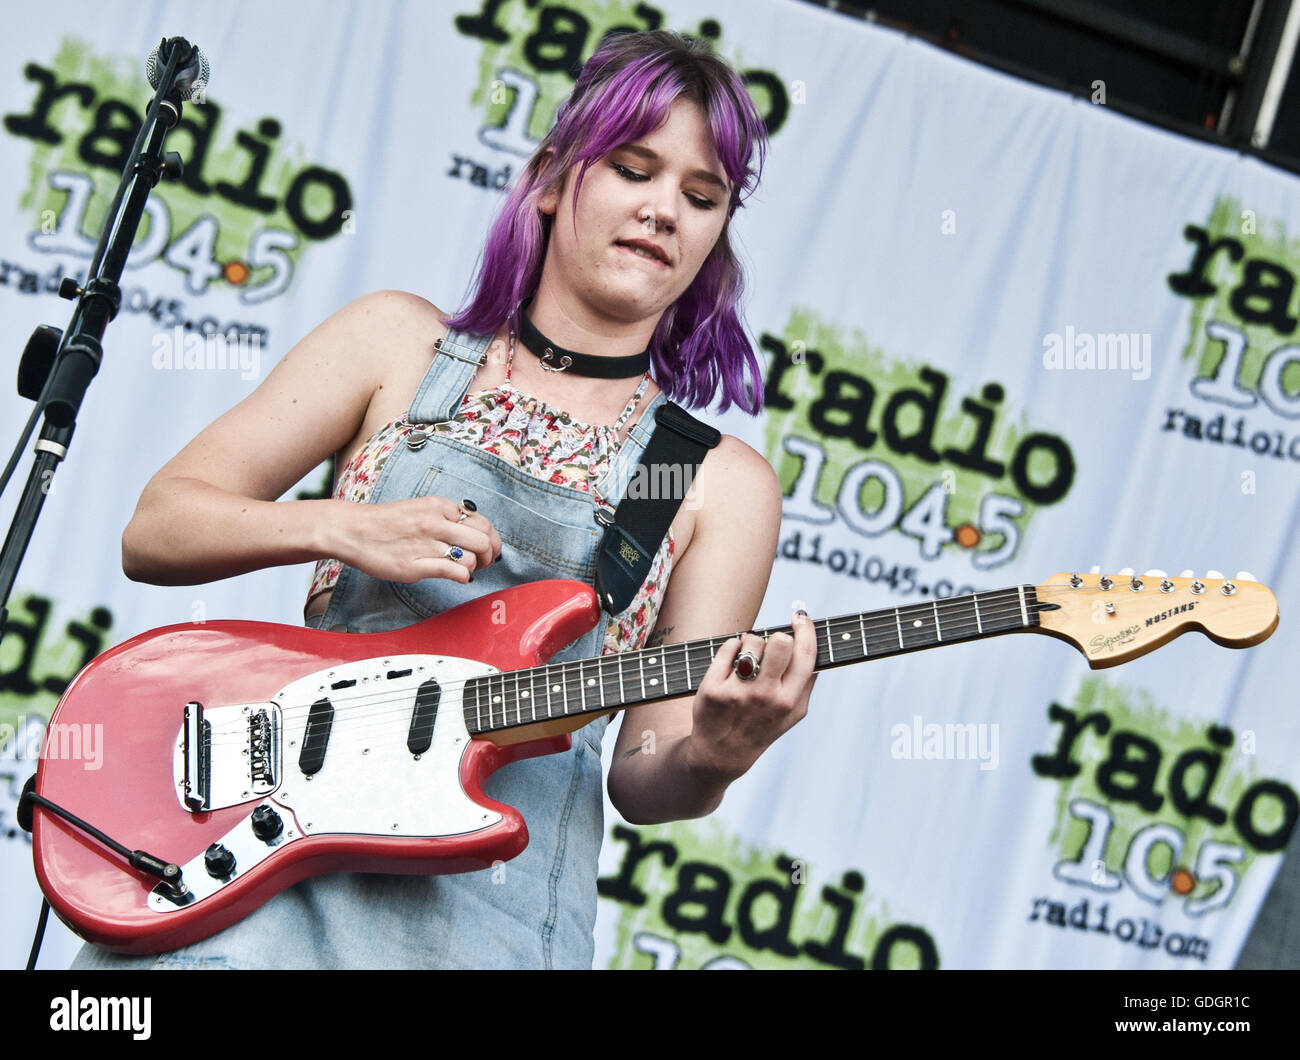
[194,581,1238,751]
[195,589,1050,747]
[186,583,1218,748]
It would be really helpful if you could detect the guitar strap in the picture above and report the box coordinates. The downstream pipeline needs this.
[594,399,721,615]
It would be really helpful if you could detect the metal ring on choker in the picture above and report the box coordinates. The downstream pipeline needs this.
[517,297,651,379]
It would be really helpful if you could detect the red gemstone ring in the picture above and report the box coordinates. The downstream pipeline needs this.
[733,650,761,681]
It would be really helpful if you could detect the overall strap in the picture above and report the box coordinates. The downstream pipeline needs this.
[593,400,721,615]
[407,327,494,424]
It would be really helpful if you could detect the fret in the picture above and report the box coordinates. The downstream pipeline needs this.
[894,609,903,649]
[973,593,983,634]
[618,654,626,708]
[578,660,588,713]
[829,617,856,663]
[599,655,621,713]
[858,613,867,657]
[826,618,835,662]
[933,601,941,641]
[561,662,572,716]
[660,648,669,695]
[701,639,716,689]
[640,650,659,697]
[488,676,504,733]
[525,666,537,722]
[473,677,483,732]
[980,588,1021,635]
[903,603,939,648]
[638,650,646,700]
[683,643,691,693]
[1018,585,1029,626]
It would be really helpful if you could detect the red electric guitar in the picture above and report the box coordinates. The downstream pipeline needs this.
[29,570,1278,954]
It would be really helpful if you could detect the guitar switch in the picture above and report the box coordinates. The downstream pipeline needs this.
[251,805,284,843]
[204,843,236,880]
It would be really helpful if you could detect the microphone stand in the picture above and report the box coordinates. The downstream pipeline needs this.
[0,36,199,637]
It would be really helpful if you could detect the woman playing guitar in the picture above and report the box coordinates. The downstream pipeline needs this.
[70,29,818,969]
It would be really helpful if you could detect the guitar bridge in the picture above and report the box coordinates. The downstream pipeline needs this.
[174,701,282,812]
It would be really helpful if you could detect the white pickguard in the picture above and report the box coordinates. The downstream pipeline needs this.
[174,654,504,838]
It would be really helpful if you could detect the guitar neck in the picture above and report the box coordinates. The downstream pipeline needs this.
[465,585,1043,737]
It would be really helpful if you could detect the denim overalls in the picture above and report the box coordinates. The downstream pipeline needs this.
[71,325,669,969]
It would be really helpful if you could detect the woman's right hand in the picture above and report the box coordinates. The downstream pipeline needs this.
[329,496,503,585]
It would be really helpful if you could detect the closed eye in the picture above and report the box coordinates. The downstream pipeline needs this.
[610,162,717,211]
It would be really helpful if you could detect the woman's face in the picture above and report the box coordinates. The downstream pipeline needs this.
[538,96,733,324]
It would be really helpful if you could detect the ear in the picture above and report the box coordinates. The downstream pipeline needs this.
[535,148,561,217]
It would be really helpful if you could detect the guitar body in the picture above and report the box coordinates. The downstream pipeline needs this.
[32,579,603,955]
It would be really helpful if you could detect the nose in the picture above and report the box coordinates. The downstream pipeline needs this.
[639,201,676,236]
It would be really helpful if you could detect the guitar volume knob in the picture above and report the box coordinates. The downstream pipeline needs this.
[204,843,236,879]
[251,805,284,843]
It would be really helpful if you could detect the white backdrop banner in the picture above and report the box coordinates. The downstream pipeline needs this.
[0,0,1295,970]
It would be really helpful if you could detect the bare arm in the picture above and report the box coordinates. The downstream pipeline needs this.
[121,289,499,586]
[605,436,817,825]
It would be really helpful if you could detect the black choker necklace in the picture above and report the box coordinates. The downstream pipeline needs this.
[516,300,651,379]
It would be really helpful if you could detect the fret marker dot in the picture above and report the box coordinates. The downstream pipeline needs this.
[551,684,560,693]
[912,619,922,628]
[648,656,657,664]
[840,632,850,640]
[521,691,529,698]
[492,696,501,703]
[587,678,596,686]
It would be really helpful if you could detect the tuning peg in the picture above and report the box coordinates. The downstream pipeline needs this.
[1144,569,1168,578]
[1235,571,1256,582]
[1206,570,1225,580]
[1179,570,1194,579]
[1118,567,1135,576]
[1089,565,1101,574]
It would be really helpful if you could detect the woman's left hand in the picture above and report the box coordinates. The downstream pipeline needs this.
[685,610,820,784]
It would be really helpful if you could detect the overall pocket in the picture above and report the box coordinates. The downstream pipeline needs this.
[388,460,601,620]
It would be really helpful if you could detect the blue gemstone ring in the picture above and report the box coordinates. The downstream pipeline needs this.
[444,546,465,561]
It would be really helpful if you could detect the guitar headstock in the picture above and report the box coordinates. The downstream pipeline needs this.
[1031,569,1279,668]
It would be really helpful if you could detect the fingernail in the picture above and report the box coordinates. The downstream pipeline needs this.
[468,573,474,583]
[795,609,808,618]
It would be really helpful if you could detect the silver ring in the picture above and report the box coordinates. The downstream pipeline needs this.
[457,509,469,523]
[444,546,465,561]
[733,650,761,682]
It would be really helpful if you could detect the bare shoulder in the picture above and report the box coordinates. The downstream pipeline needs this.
[335,288,449,357]
[694,432,783,532]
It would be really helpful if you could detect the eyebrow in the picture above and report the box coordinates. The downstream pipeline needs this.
[616,143,730,194]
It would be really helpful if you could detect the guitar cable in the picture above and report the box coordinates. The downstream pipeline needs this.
[18,775,188,967]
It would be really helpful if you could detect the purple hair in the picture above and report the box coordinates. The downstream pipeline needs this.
[443,30,769,415]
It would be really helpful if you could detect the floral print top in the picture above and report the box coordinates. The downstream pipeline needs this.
[307,342,676,655]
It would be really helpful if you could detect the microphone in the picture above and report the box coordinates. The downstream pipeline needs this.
[145,37,210,102]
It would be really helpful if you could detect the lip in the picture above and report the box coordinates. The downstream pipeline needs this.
[616,240,671,267]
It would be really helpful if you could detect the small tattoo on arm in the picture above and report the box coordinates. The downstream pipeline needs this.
[646,626,674,649]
